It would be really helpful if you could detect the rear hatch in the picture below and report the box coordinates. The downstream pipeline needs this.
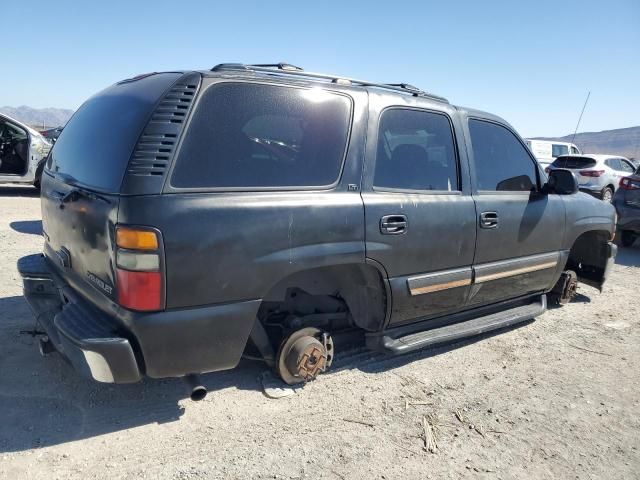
[40,72,194,308]
[551,156,598,183]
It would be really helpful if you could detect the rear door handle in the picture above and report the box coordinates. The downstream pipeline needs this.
[380,215,408,235]
[479,211,498,229]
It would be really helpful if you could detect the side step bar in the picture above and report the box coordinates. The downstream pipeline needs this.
[367,295,547,354]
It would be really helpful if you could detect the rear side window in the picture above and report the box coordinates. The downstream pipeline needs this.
[47,72,182,192]
[552,156,597,169]
[171,83,351,189]
[374,109,458,191]
[468,119,538,192]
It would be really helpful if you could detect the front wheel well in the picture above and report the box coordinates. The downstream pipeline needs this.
[566,230,611,290]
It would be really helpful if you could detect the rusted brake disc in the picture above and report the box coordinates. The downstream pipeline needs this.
[276,327,334,385]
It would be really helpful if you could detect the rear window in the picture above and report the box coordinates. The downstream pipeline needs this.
[47,73,182,192]
[171,83,352,189]
[552,156,597,169]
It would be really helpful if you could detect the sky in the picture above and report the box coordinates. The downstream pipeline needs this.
[2,0,638,137]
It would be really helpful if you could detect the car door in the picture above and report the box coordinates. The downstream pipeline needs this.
[464,117,566,307]
[612,158,636,186]
[362,100,477,326]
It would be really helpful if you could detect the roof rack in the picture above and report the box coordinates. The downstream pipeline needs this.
[210,63,448,103]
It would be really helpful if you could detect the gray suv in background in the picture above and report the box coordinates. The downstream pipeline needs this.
[613,168,640,247]
[18,64,617,399]
[547,154,636,202]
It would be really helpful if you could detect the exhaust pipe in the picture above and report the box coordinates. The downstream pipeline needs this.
[184,374,207,401]
[38,336,56,356]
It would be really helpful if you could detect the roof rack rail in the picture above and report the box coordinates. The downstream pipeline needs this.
[248,63,304,71]
[385,83,424,94]
[209,63,448,103]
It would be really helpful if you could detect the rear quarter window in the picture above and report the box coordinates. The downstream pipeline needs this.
[170,83,352,189]
[47,73,182,192]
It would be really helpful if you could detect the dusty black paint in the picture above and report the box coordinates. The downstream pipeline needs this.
[23,66,616,382]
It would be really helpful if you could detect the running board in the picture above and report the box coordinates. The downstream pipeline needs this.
[367,295,547,354]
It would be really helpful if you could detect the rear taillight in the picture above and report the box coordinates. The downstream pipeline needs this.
[620,177,640,190]
[579,170,605,177]
[115,226,163,311]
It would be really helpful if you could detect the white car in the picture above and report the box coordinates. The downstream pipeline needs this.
[525,139,581,168]
[0,113,52,188]
[546,154,636,202]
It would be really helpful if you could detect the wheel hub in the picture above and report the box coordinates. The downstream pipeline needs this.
[276,327,333,385]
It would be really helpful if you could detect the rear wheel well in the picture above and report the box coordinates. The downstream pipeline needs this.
[257,264,388,334]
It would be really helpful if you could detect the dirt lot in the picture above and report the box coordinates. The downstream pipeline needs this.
[0,185,638,480]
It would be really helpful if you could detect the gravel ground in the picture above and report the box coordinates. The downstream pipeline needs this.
[0,185,639,480]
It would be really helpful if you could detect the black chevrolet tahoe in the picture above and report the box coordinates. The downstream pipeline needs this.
[18,63,617,397]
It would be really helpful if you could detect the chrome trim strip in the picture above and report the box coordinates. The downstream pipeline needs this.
[407,252,561,295]
[408,267,472,296]
[474,252,560,284]
[475,261,558,283]
[411,278,472,295]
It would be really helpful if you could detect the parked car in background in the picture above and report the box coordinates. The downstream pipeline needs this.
[629,158,639,169]
[40,126,64,144]
[547,154,636,202]
[613,167,640,247]
[18,64,616,398]
[525,139,581,167]
[0,112,51,188]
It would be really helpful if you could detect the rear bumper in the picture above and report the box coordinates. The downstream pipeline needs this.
[18,254,259,383]
[579,186,603,196]
[19,254,142,383]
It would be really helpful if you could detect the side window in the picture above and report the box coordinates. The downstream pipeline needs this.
[171,83,352,189]
[619,159,635,173]
[468,119,538,192]
[374,109,458,191]
[570,146,580,155]
[552,144,569,157]
[605,158,620,170]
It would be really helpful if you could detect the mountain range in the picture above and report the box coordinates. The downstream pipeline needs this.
[0,106,74,129]
[1,106,638,160]
[534,126,640,160]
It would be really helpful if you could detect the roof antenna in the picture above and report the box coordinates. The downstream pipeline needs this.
[571,91,590,145]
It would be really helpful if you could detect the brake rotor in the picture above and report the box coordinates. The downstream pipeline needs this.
[276,327,334,385]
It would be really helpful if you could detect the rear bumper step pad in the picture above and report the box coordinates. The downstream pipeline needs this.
[367,295,547,354]
[18,254,141,383]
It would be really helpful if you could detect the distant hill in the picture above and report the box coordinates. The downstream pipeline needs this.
[535,126,640,160]
[0,105,74,129]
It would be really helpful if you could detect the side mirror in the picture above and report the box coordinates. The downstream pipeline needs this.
[544,169,578,195]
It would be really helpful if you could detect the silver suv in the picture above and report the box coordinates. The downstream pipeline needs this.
[547,154,636,202]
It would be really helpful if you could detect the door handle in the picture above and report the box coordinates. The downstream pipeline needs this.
[380,215,408,234]
[479,211,498,229]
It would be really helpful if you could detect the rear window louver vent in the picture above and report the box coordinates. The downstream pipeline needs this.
[123,74,201,190]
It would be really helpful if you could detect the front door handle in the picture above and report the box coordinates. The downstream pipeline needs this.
[479,211,498,229]
[380,215,408,235]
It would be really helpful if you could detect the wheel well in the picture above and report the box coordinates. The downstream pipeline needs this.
[257,264,388,332]
[566,230,611,288]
